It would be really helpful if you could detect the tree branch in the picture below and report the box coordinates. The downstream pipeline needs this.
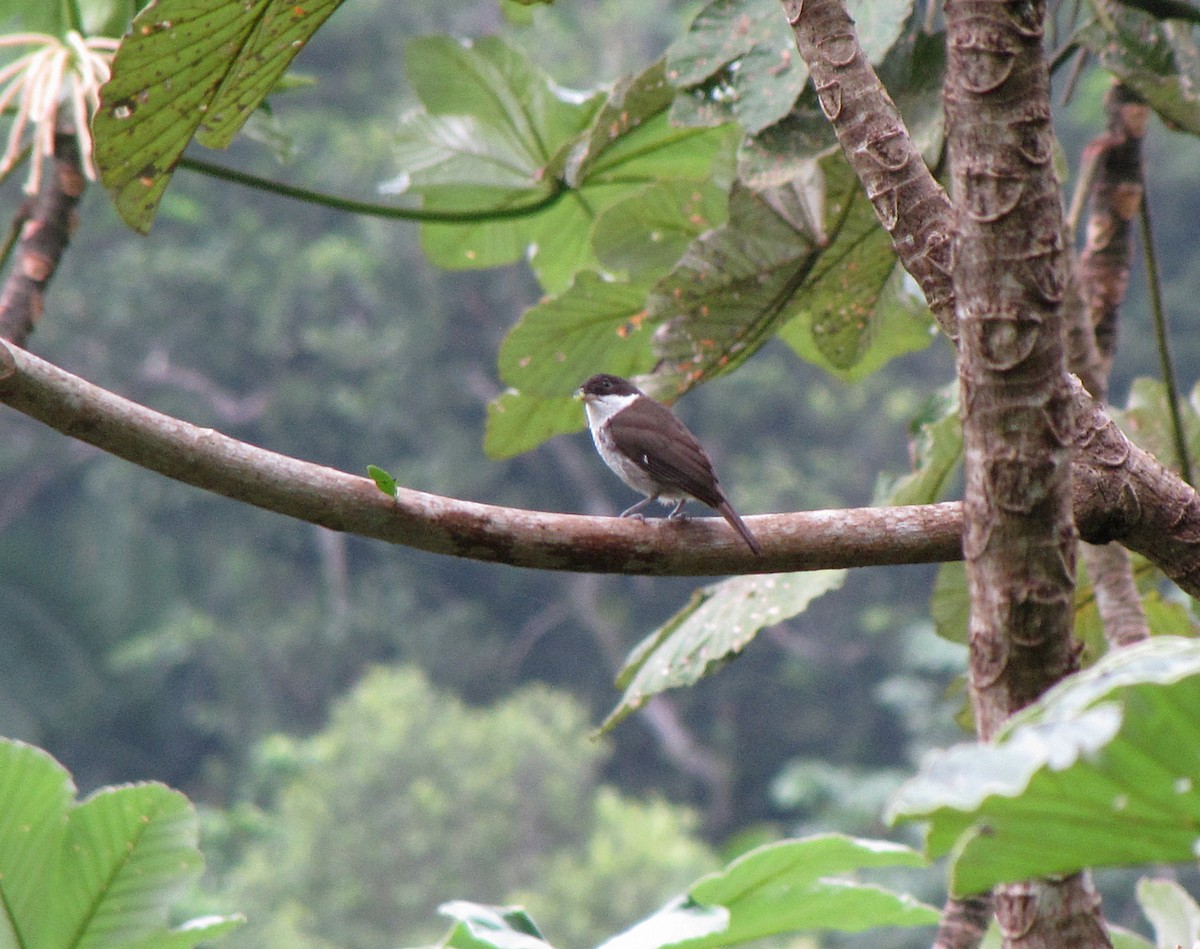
[0,338,963,575]
[0,128,84,345]
[3,338,1199,592]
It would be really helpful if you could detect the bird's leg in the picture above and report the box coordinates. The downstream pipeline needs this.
[620,495,657,519]
[666,499,688,519]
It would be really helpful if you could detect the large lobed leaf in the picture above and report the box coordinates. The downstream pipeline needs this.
[666,0,915,134]
[95,0,344,232]
[603,570,846,730]
[1080,3,1200,136]
[0,738,241,949]
[417,837,936,949]
[888,637,1200,895]
[648,152,932,397]
[599,835,937,949]
[390,44,738,294]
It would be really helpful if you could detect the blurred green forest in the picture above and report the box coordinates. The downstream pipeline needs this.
[1,0,1200,945]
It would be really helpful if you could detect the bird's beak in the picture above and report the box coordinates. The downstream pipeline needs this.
[574,388,585,401]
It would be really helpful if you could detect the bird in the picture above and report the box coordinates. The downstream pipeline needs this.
[577,373,762,555]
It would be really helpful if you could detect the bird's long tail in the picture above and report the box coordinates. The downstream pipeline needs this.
[717,501,762,556]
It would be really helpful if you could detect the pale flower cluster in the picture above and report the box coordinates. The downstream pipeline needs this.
[0,31,119,193]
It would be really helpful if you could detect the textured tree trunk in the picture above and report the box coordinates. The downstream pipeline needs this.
[944,0,1108,945]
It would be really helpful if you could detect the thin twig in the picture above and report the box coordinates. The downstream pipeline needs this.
[178,155,567,223]
[1139,185,1192,484]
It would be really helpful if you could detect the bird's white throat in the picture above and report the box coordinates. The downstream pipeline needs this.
[584,392,639,427]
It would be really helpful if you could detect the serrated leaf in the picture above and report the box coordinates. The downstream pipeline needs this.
[0,739,226,949]
[484,392,583,460]
[740,28,946,187]
[409,36,596,154]
[888,638,1200,895]
[667,0,808,134]
[1080,7,1200,134]
[604,571,846,729]
[497,273,658,397]
[44,784,203,949]
[95,0,343,232]
[774,159,921,373]
[0,740,75,931]
[780,262,934,382]
[600,835,937,949]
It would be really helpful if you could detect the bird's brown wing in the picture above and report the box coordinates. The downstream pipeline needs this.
[606,399,728,509]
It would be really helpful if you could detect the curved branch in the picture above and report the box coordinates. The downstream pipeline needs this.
[0,339,962,575]
[2,339,1200,592]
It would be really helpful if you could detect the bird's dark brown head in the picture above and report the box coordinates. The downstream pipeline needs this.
[579,374,642,398]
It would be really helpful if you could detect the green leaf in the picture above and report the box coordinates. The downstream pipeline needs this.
[667,0,914,134]
[929,561,969,646]
[593,182,729,279]
[0,2,67,32]
[1137,878,1200,949]
[667,0,809,134]
[367,464,398,498]
[484,392,584,460]
[601,835,937,949]
[121,914,247,949]
[646,177,825,393]
[1110,926,1156,949]
[0,738,233,949]
[0,741,75,932]
[604,571,846,730]
[648,151,930,395]
[497,273,658,398]
[888,637,1200,895]
[425,902,553,949]
[773,158,924,375]
[779,261,934,382]
[391,50,737,293]
[44,784,203,948]
[1080,6,1200,135]
[1116,377,1200,475]
[95,0,344,232]
[873,386,961,506]
[82,0,138,37]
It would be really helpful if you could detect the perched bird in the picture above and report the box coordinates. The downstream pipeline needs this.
[578,373,762,555]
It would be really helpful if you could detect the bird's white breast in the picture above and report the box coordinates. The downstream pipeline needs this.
[584,393,659,496]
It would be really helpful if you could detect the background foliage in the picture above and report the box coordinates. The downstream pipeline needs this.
[1,0,1200,945]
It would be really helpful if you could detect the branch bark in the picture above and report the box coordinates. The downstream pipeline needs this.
[1072,82,1151,648]
[2,338,1200,594]
[943,1,1106,941]
[0,128,85,346]
[0,338,964,574]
